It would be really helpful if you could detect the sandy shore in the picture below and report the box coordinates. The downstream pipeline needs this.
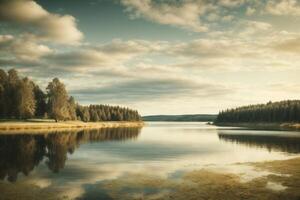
[0,121,144,134]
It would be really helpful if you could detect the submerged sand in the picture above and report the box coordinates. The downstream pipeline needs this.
[1,157,299,200]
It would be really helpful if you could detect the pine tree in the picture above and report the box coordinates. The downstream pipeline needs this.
[17,78,36,119]
[33,85,47,117]
[0,69,8,118]
[67,96,77,120]
[46,78,70,122]
[82,107,90,122]
[7,69,20,118]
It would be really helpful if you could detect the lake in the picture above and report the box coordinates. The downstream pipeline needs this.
[1,122,300,200]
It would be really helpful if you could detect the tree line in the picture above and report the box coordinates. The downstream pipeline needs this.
[215,100,300,123]
[0,69,141,122]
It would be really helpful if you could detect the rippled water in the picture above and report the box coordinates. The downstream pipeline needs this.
[0,122,300,199]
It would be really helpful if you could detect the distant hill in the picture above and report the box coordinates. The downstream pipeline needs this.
[142,114,217,122]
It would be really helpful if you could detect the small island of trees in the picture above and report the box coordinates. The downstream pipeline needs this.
[215,100,300,124]
[0,69,141,122]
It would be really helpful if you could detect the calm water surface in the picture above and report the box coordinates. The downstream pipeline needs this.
[1,122,300,199]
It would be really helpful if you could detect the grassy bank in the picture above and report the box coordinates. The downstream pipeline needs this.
[0,120,144,134]
[214,122,300,130]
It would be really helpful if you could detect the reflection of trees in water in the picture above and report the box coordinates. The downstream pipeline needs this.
[0,136,45,182]
[218,132,300,153]
[0,127,141,182]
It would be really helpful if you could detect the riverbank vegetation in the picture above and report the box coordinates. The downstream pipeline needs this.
[0,69,141,122]
[215,100,300,124]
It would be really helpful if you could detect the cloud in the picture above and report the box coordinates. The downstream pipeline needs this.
[267,83,300,93]
[265,0,300,16]
[46,50,116,69]
[169,57,294,72]
[222,15,234,22]
[218,0,244,8]
[45,39,164,70]
[1,32,296,76]
[119,0,252,32]
[167,38,247,58]
[162,33,300,71]
[0,59,41,71]
[70,78,231,103]
[0,34,53,61]
[235,20,273,37]
[261,83,300,102]
[0,37,169,76]
[120,0,209,32]
[94,39,165,54]
[271,37,300,53]
[246,21,272,31]
[246,7,256,16]
[0,0,83,44]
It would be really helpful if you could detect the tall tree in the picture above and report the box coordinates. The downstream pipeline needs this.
[33,85,47,117]
[46,78,70,122]
[7,69,20,118]
[67,96,77,120]
[0,69,8,118]
[17,78,36,119]
[82,107,90,122]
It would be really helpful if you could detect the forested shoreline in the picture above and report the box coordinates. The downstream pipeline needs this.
[142,114,217,122]
[215,100,300,124]
[0,69,141,122]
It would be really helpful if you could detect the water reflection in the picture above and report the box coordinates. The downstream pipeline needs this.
[218,130,300,153]
[0,127,141,182]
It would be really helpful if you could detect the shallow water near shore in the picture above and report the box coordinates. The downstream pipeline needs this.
[0,122,300,200]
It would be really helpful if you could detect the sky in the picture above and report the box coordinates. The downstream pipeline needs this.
[0,0,300,115]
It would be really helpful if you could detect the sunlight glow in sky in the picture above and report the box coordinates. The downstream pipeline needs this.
[1,0,300,115]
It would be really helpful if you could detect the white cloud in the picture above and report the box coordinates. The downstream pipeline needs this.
[0,34,14,43]
[268,83,300,93]
[218,0,244,8]
[247,21,272,30]
[167,38,248,58]
[71,77,233,104]
[266,0,300,16]
[93,39,165,56]
[0,34,53,61]
[206,13,220,22]
[0,0,83,44]
[45,39,165,70]
[271,36,300,53]
[236,20,273,37]
[120,0,209,32]
[246,7,256,16]
[222,15,234,22]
